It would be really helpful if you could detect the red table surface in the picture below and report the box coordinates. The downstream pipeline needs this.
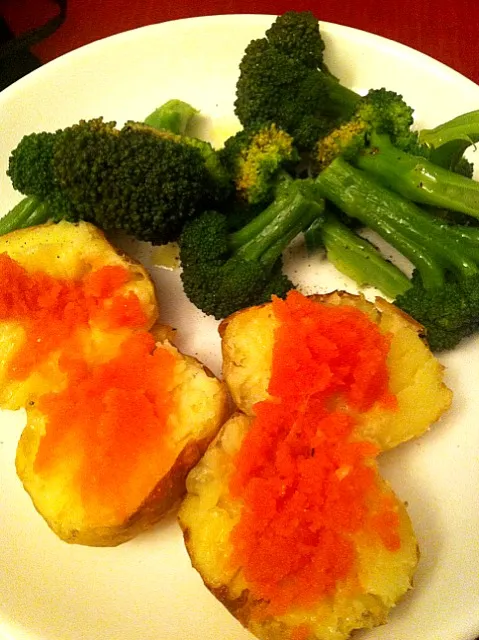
[2,0,479,86]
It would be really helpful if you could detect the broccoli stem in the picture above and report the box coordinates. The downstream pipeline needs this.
[315,157,479,289]
[0,196,50,235]
[303,216,325,254]
[143,99,199,135]
[228,202,282,251]
[428,140,473,172]
[323,75,361,120]
[320,210,412,298]
[235,181,325,264]
[419,109,479,149]
[418,109,479,172]
[356,133,479,219]
[440,222,479,259]
[259,221,310,268]
[229,172,295,250]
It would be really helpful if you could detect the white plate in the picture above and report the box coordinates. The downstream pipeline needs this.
[1,14,479,640]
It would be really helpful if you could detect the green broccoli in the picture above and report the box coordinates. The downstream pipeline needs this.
[315,156,479,351]
[234,11,360,150]
[304,206,412,299]
[179,176,325,319]
[395,273,479,352]
[143,98,231,200]
[314,91,479,220]
[314,87,418,168]
[355,132,479,220]
[219,123,298,206]
[143,98,198,134]
[316,99,478,182]
[419,108,479,174]
[2,101,231,244]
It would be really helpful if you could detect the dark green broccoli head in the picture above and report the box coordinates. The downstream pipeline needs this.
[198,256,285,319]
[7,130,60,199]
[179,209,294,319]
[53,120,215,242]
[127,122,232,203]
[422,206,479,227]
[395,273,479,352]
[265,10,327,69]
[234,12,360,150]
[220,124,298,205]
[180,135,232,203]
[258,258,294,301]
[7,118,226,244]
[178,209,229,267]
[180,252,292,320]
[234,39,330,150]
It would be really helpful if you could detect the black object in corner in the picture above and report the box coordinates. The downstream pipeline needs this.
[0,0,67,91]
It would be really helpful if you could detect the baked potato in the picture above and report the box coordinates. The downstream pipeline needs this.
[0,221,228,546]
[221,291,452,450]
[16,336,228,546]
[0,220,158,410]
[179,291,452,640]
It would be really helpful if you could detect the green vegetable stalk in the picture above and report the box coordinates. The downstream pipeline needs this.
[356,133,479,219]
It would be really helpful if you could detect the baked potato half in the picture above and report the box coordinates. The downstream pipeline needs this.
[179,412,419,640]
[179,291,452,640]
[0,220,158,410]
[220,291,452,450]
[0,220,228,546]
[16,338,228,546]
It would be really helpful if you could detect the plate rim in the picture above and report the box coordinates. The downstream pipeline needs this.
[1,13,478,108]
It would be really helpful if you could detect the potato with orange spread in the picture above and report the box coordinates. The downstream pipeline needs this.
[179,291,452,640]
[0,220,158,410]
[0,221,228,546]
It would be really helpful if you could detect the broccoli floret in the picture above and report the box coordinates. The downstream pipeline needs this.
[5,119,217,243]
[315,156,479,351]
[184,134,232,203]
[142,99,232,201]
[234,11,360,150]
[219,124,298,206]
[4,102,230,243]
[7,130,60,199]
[421,205,479,226]
[315,88,417,168]
[395,274,479,352]
[264,10,327,69]
[454,156,475,179]
[179,177,325,319]
[357,88,415,146]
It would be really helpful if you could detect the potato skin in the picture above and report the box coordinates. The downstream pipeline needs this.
[2,221,229,546]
